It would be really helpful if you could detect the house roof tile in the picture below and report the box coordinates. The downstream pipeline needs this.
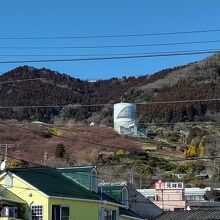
[154,209,220,220]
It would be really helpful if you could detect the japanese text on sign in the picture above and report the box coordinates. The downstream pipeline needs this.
[165,182,184,189]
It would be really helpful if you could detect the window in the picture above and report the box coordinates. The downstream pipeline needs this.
[101,209,118,220]
[31,205,43,220]
[186,195,204,201]
[117,106,136,119]
[52,205,69,220]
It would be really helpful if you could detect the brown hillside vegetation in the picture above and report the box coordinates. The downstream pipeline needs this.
[0,53,220,124]
[130,53,220,123]
[0,121,141,166]
[0,62,189,123]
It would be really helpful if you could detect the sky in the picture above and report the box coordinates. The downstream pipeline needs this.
[0,0,220,80]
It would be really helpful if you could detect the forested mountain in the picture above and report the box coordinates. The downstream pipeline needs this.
[1,53,220,124]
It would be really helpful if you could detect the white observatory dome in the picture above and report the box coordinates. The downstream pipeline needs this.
[114,103,137,134]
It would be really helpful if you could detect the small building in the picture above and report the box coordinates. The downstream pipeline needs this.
[113,103,147,137]
[138,185,220,211]
[100,182,163,219]
[114,103,137,135]
[153,181,185,211]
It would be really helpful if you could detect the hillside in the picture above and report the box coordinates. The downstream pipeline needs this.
[127,53,220,123]
[0,63,188,124]
[0,53,220,124]
[1,120,218,188]
[1,59,220,187]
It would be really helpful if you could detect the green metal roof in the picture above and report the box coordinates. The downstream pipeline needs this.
[8,167,122,206]
[8,167,101,201]
[100,185,125,202]
[58,167,95,190]
[0,185,25,204]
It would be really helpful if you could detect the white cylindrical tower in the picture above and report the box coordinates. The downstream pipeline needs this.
[114,103,136,134]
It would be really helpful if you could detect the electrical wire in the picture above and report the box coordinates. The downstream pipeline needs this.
[1,28,220,39]
[0,121,219,162]
[139,121,220,125]
[0,98,219,109]
[1,39,220,50]
[0,50,219,64]
[136,98,220,105]
[0,121,134,152]
[0,181,193,208]
[0,48,219,57]
[0,153,216,208]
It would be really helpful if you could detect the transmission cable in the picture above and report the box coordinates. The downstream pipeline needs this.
[0,121,218,162]
[0,48,219,57]
[1,39,220,50]
[0,98,220,109]
[0,50,219,64]
[1,28,220,39]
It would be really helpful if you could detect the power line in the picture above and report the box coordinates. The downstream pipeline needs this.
[0,121,133,152]
[1,28,220,39]
[0,182,193,208]
[1,39,220,50]
[136,98,220,105]
[0,48,219,57]
[0,104,111,109]
[0,98,220,109]
[0,121,219,162]
[0,121,187,162]
[139,121,220,125]
[0,50,219,64]
[0,145,216,186]
[43,124,132,143]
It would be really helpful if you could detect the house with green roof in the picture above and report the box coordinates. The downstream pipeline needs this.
[0,167,143,220]
[100,182,162,219]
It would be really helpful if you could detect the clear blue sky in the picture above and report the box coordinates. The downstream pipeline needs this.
[0,0,220,80]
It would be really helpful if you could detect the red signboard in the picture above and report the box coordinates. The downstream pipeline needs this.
[155,181,165,190]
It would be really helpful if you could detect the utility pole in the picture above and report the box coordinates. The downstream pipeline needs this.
[139,175,142,189]
[0,144,17,162]
[43,151,48,165]
[130,168,134,185]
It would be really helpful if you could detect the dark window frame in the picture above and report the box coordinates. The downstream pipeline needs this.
[52,205,69,220]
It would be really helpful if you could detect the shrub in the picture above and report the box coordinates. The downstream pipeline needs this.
[115,149,126,156]
[7,159,28,169]
[55,143,66,159]
[41,130,52,138]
